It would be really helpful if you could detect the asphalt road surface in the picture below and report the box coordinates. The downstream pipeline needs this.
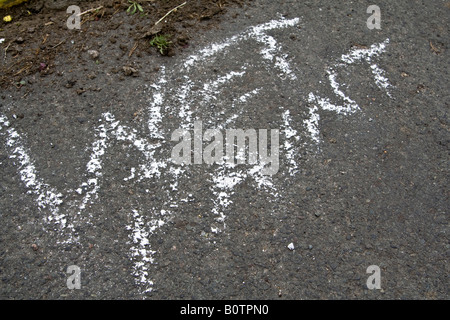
[0,0,448,299]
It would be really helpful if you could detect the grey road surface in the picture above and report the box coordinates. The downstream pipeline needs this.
[0,0,448,299]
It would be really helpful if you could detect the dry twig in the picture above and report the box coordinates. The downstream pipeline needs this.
[79,6,104,16]
[155,1,187,26]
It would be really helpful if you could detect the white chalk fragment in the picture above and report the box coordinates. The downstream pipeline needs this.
[305,38,392,146]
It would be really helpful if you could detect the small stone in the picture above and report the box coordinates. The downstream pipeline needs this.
[65,79,76,88]
[122,66,138,77]
[31,244,38,251]
[76,117,86,124]
[88,50,99,60]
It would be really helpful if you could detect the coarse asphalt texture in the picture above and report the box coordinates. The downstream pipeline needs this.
[0,0,448,299]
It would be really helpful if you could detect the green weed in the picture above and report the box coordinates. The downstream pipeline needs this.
[127,1,144,15]
[150,34,172,55]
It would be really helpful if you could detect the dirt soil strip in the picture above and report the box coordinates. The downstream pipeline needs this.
[0,0,250,87]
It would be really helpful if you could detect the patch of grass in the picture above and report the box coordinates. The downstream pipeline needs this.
[150,34,172,55]
[126,1,144,15]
